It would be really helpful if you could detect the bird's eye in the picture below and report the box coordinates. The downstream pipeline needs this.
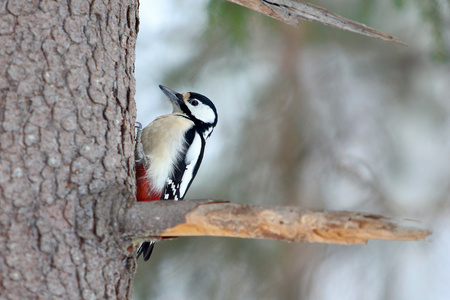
[190,99,199,106]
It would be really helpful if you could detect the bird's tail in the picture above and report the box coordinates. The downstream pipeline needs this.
[137,241,155,261]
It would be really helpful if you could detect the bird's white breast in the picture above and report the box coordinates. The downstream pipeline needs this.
[141,114,194,193]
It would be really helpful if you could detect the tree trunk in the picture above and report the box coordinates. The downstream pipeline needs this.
[0,1,139,299]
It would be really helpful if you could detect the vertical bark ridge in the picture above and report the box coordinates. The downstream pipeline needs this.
[0,1,139,299]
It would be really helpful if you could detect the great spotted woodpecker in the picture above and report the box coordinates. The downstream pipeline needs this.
[135,85,218,261]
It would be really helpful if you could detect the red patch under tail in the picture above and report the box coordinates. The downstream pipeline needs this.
[136,163,161,201]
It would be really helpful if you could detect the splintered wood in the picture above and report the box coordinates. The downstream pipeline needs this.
[123,201,430,245]
[226,0,406,45]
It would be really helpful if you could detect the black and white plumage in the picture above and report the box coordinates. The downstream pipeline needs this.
[135,85,218,261]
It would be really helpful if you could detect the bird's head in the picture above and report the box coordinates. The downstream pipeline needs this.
[159,85,218,138]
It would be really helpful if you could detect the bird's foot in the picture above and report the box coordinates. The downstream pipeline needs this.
[135,122,148,166]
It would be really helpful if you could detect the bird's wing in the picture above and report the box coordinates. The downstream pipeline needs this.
[162,129,205,200]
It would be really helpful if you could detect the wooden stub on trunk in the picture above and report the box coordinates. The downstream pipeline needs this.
[122,201,430,245]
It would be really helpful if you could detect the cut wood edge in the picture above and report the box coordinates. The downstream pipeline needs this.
[160,203,430,244]
[227,0,407,45]
[122,201,431,246]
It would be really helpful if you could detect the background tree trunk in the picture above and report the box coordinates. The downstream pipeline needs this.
[0,1,139,298]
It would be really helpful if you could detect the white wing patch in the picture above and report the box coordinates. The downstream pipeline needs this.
[165,179,180,200]
[179,132,203,198]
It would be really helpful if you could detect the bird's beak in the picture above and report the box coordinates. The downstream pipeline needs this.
[159,85,182,110]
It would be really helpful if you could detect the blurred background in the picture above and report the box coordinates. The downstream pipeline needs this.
[133,1,450,299]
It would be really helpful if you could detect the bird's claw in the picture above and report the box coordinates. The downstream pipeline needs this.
[135,122,148,166]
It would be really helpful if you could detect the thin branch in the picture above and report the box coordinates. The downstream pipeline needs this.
[121,201,430,245]
[227,0,406,45]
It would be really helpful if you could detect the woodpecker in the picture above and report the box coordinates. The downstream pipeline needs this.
[135,85,218,261]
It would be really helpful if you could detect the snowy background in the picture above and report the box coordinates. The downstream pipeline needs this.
[133,1,450,299]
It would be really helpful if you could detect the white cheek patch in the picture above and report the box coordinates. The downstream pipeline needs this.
[188,103,216,124]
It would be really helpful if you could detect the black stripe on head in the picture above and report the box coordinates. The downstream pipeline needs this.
[178,101,193,119]
[179,93,218,138]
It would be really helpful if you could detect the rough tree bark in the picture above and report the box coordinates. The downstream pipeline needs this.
[0,1,426,299]
[0,1,139,299]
